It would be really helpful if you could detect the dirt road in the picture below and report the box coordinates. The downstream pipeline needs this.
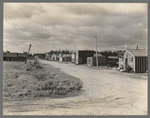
[3,59,147,115]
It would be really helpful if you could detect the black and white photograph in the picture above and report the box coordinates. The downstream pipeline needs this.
[3,3,148,115]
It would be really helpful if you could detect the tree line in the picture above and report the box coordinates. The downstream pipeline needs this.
[49,50,74,54]
[4,49,124,57]
[99,50,123,56]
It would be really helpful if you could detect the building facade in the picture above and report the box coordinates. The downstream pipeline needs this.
[59,54,72,62]
[71,53,76,63]
[76,50,95,64]
[87,56,107,66]
[119,49,148,73]
[51,54,59,61]
[3,52,27,61]
[45,52,50,60]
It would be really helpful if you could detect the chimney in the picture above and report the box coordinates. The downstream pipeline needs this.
[136,45,138,49]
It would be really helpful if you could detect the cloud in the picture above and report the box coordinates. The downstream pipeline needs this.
[4,3,45,19]
[3,3,147,53]
[4,25,51,41]
[59,4,113,16]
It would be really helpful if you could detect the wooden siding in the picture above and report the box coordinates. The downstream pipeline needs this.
[87,56,107,66]
[135,57,148,73]
[76,51,95,64]
[123,51,134,71]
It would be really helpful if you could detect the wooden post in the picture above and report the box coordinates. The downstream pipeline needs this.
[25,44,32,64]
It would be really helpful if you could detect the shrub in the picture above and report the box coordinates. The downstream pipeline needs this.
[3,60,83,100]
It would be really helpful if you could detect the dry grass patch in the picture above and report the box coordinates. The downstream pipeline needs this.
[3,60,83,100]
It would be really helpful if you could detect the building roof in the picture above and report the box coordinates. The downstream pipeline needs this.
[108,56,118,59]
[94,53,102,57]
[62,54,72,57]
[77,50,95,52]
[51,54,58,56]
[34,54,45,56]
[126,49,148,57]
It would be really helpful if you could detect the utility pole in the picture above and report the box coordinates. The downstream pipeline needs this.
[25,44,32,64]
[95,36,98,67]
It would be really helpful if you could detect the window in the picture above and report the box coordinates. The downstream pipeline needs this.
[129,58,133,61]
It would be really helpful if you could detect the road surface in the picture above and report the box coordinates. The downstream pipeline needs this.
[3,59,147,115]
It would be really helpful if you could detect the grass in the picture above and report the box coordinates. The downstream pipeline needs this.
[3,60,83,100]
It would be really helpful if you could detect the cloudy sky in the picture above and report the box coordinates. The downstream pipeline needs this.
[3,3,147,53]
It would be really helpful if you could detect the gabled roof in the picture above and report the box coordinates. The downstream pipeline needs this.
[77,50,95,52]
[126,49,148,57]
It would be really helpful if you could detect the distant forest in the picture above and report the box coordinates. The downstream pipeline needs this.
[99,50,123,56]
[4,50,124,57]
[3,51,34,57]
[47,50,123,57]
[49,50,73,54]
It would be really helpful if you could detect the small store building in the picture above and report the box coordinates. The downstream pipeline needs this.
[75,50,95,64]
[119,48,148,73]
[71,53,76,63]
[51,54,59,61]
[59,54,72,62]
[45,52,50,60]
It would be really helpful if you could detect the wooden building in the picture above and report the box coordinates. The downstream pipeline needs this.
[87,56,107,66]
[71,53,76,63]
[45,52,50,60]
[119,49,148,73]
[107,56,119,67]
[3,52,27,61]
[118,51,124,69]
[59,54,72,62]
[75,50,95,64]
[51,54,59,61]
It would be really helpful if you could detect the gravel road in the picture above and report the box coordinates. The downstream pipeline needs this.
[3,59,147,115]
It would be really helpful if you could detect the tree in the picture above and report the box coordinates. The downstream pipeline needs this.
[100,50,112,56]
[6,51,10,53]
[62,50,65,54]
[112,51,118,56]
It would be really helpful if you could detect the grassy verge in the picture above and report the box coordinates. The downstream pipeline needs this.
[3,60,83,100]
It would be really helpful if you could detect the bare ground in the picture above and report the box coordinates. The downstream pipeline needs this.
[3,59,148,115]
